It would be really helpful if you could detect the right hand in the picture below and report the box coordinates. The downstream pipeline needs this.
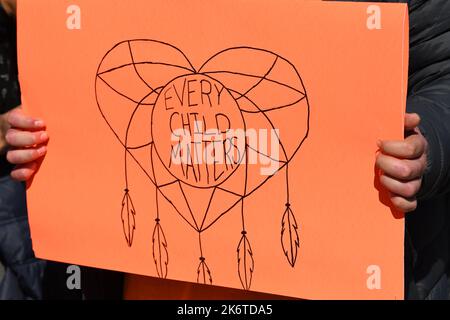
[375,113,428,213]
[5,108,49,182]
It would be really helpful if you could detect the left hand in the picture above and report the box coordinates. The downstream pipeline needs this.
[376,113,428,213]
[5,108,49,183]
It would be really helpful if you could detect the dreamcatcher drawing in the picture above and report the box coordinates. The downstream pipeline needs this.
[94,39,310,290]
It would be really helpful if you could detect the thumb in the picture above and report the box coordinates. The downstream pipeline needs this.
[404,113,420,131]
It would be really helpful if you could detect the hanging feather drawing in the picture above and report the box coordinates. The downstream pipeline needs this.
[197,256,213,285]
[237,230,254,290]
[120,189,136,247]
[152,217,169,278]
[281,201,300,267]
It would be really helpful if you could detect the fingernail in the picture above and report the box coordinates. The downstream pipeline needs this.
[34,119,45,127]
[40,132,49,141]
[37,146,47,156]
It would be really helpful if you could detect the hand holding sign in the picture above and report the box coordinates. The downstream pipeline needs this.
[376,113,428,212]
[5,108,49,182]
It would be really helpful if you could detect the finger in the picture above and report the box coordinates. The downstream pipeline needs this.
[25,154,45,188]
[390,193,417,213]
[404,113,420,131]
[378,134,426,159]
[7,109,45,131]
[376,153,427,180]
[26,156,45,188]
[379,174,422,198]
[5,129,49,148]
[6,145,47,165]
[10,161,39,181]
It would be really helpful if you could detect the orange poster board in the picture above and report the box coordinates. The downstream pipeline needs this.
[18,0,408,299]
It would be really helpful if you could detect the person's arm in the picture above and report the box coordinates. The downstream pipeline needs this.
[396,0,450,202]
[0,0,18,153]
[406,76,450,200]
[376,76,450,213]
[1,0,48,184]
[375,0,450,213]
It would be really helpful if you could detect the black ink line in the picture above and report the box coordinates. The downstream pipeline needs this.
[98,61,194,76]
[235,56,278,100]
[179,181,200,231]
[240,96,306,114]
[128,41,154,91]
[246,143,287,164]
[97,75,155,105]
[127,141,153,150]
[199,187,217,231]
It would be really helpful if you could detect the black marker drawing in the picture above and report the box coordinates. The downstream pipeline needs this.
[95,39,310,290]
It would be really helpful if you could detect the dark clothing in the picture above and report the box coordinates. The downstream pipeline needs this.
[0,7,20,114]
[0,174,45,299]
[0,6,45,300]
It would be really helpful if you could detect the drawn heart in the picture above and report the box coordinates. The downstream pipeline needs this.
[95,39,310,287]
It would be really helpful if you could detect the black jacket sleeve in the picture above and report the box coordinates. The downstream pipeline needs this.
[406,0,450,200]
[0,5,21,114]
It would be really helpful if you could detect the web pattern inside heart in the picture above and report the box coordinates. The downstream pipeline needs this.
[95,39,310,290]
